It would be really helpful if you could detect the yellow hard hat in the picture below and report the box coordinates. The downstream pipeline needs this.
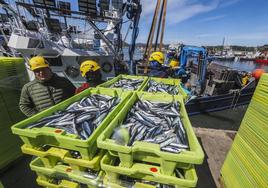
[169,59,179,68]
[80,60,100,77]
[149,51,165,64]
[29,56,49,71]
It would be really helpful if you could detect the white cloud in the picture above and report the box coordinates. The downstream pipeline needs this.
[219,0,241,8]
[141,0,221,25]
[199,15,226,22]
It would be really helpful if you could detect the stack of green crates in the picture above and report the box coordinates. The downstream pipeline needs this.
[221,74,268,187]
[30,157,105,188]
[97,92,204,187]
[0,57,28,169]
[11,74,202,187]
[36,176,80,188]
[11,88,132,187]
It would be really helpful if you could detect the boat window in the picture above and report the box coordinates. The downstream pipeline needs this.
[45,56,63,66]
[58,1,71,15]
[44,18,62,34]
[78,0,97,15]
[0,13,8,23]
[23,20,39,32]
[33,0,56,8]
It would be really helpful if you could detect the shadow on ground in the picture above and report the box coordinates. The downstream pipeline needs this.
[0,155,40,188]
[189,106,248,131]
[195,137,217,188]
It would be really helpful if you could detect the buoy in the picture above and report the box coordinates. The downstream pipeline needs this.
[252,69,265,80]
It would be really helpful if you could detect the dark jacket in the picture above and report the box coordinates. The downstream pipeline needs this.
[19,74,76,117]
[149,69,169,78]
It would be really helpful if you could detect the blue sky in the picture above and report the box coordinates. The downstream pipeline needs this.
[4,0,268,46]
[137,0,268,46]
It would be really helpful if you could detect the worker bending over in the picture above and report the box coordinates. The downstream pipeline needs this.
[20,56,76,117]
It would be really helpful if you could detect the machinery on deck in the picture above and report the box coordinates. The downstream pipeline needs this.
[0,0,142,86]
[175,45,208,95]
[177,45,256,115]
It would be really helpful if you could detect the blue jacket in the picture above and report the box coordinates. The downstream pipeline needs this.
[149,61,169,78]
[149,69,168,78]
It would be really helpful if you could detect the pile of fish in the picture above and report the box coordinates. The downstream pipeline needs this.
[26,94,120,140]
[112,99,189,153]
[110,78,143,90]
[146,80,179,95]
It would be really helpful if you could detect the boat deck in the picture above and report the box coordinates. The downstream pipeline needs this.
[0,106,247,188]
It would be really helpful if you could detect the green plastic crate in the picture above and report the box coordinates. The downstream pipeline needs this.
[101,154,198,188]
[97,74,148,91]
[231,135,268,186]
[103,176,157,188]
[0,57,28,169]
[97,92,204,175]
[220,74,268,188]
[36,176,80,188]
[238,124,268,164]
[141,77,188,100]
[12,88,132,160]
[30,157,105,188]
[22,144,104,171]
[221,152,254,188]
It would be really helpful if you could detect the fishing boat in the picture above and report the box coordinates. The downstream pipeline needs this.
[0,1,266,188]
[254,58,268,64]
[181,48,256,116]
[1,0,141,87]
[0,12,20,57]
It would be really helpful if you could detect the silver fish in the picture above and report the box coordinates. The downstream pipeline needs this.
[25,94,120,140]
[110,78,143,90]
[146,80,179,95]
[111,99,189,154]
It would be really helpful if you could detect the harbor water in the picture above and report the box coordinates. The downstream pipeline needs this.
[213,59,268,72]
[123,48,268,73]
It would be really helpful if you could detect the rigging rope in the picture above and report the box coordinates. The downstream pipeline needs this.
[143,0,168,74]
[159,0,167,51]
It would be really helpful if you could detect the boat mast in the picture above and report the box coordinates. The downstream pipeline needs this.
[143,0,168,74]
[221,37,225,56]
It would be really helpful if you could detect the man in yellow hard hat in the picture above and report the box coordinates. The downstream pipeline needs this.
[76,60,103,93]
[19,56,76,117]
[148,51,168,78]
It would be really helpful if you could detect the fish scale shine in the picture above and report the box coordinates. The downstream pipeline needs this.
[26,94,120,140]
[111,99,189,154]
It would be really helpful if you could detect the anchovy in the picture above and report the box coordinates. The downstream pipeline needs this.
[25,94,120,140]
[110,78,143,90]
[111,99,189,153]
[146,80,179,95]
